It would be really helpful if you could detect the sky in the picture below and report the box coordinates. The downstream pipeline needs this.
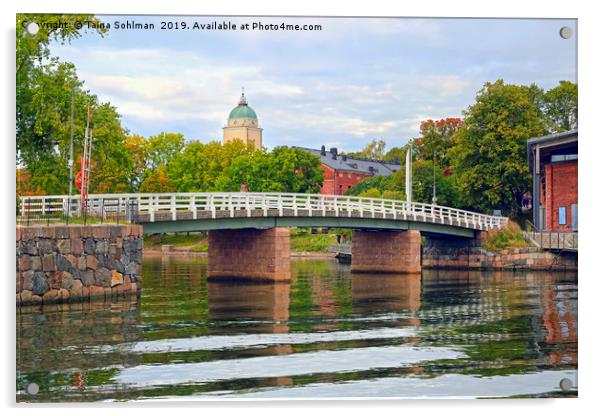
[50,15,577,152]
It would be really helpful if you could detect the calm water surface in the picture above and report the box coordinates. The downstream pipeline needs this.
[17,256,577,401]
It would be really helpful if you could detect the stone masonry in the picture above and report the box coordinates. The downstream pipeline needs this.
[207,228,291,282]
[16,225,143,305]
[422,236,577,271]
[351,230,421,274]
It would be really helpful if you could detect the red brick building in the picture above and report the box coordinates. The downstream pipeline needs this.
[528,130,578,231]
[296,146,401,195]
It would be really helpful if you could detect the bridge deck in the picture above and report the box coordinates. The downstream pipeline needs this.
[18,192,508,238]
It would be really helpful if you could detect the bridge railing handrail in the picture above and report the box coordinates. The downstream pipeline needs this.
[18,192,508,230]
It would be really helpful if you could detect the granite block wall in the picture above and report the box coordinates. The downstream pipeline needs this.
[16,225,143,305]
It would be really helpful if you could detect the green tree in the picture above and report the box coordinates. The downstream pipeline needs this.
[382,190,404,201]
[17,14,107,163]
[165,139,255,192]
[347,139,386,160]
[383,146,406,164]
[543,80,578,132]
[145,133,185,172]
[346,175,392,196]
[216,146,324,193]
[16,14,133,196]
[449,80,545,215]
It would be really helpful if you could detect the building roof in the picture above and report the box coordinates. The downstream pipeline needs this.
[228,93,258,120]
[527,129,578,146]
[527,129,578,169]
[295,146,401,176]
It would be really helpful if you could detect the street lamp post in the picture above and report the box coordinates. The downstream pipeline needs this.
[432,150,437,205]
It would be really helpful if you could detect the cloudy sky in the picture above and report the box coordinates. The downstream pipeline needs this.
[50,15,577,152]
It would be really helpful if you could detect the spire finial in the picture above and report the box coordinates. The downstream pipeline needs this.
[238,87,247,105]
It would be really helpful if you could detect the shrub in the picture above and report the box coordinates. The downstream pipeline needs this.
[358,188,382,198]
[482,221,533,252]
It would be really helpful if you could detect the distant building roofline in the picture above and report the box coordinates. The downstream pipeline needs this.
[292,145,401,176]
[292,146,401,167]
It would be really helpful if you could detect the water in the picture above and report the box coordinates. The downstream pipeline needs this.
[16,256,577,401]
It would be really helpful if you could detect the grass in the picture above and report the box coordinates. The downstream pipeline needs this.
[290,228,337,253]
[482,221,533,252]
[142,228,337,253]
[144,232,207,250]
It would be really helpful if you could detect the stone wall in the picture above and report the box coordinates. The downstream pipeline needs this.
[16,225,143,305]
[423,238,577,271]
[351,230,421,274]
[207,227,291,282]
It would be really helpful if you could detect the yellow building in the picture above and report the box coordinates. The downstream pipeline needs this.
[223,92,262,149]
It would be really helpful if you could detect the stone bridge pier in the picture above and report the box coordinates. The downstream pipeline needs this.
[207,228,291,282]
[351,230,422,274]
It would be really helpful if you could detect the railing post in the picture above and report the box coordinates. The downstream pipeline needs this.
[334,196,339,217]
[210,194,216,219]
[293,194,298,216]
[307,195,312,217]
[278,194,284,217]
[190,195,197,220]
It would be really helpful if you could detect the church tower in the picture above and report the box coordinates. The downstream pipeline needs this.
[223,91,262,149]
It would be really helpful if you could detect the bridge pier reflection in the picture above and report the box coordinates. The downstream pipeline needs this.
[207,281,290,334]
[351,273,421,316]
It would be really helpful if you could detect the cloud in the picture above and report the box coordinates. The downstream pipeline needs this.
[50,17,576,151]
[422,75,472,97]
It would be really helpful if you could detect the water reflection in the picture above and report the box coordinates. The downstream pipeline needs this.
[16,256,577,401]
[207,282,290,334]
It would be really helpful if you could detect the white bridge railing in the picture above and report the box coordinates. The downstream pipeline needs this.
[17,192,508,231]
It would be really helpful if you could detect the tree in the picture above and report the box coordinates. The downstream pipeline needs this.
[383,146,406,164]
[165,139,255,192]
[125,135,148,191]
[215,146,324,193]
[449,80,545,215]
[346,175,392,196]
[543,80,578,133]
[139,167,176,193]
[145,133,185,172]
[17,60,133,195]
[415,118,462,167]
[347,139,386,160]
[382,190,404,201]
[16,14,133,196]
[17,14,107,163]
[358,188,382,198]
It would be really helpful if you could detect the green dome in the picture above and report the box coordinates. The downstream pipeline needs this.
[228,104,257,120]
[228,93,257,120]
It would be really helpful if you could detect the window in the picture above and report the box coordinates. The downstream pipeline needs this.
[559,207,566,225]
[551,154,578,162]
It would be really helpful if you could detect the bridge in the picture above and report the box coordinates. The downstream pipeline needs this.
[19,192,508,282]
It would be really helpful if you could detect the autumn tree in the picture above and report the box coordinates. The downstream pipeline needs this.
[139,167,176,193]
[415,118,462,167]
